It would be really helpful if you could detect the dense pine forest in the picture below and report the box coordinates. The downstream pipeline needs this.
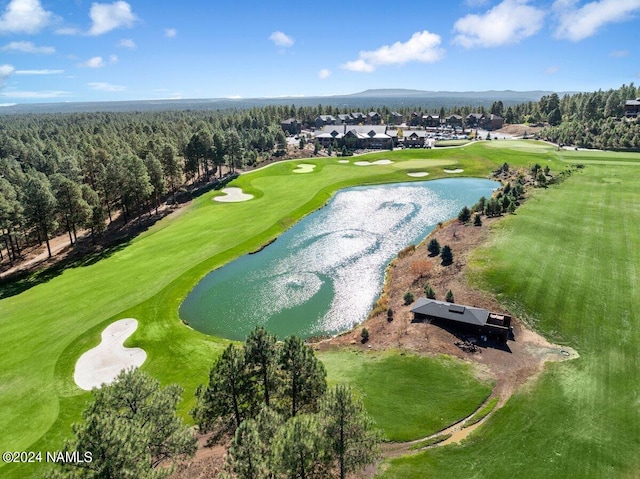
[0,84,638,269]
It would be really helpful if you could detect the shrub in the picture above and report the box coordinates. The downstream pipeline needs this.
[387,308,394,322]
[427,238,441,257]
[404,292,415,305]
[474,214,482,226]
[361,328,369,343]
[445,290,455,303]
[410,259,432,278]
[441,245,453,266]
[398,244,416,259]
[458,206,471,224]
[424,284,436,300]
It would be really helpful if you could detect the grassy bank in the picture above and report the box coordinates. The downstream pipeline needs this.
[379,155,640,478]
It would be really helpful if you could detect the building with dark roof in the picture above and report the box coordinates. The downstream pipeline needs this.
[625,99,640,118]
[410,297,512,342]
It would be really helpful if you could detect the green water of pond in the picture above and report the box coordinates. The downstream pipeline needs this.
[179,179,498,340]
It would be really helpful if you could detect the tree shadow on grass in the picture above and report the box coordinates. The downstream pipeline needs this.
[0,241,130,300]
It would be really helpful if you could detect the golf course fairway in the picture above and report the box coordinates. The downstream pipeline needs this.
[2,141,639,478]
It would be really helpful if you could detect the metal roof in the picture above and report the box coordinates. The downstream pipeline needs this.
[410,297,489,327]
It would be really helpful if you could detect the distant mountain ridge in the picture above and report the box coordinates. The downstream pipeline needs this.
[342,88,577,100]
[0,88,578,115]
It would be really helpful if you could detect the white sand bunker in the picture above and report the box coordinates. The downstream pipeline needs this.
[443,168,464,173]
[407,172,429,177]
[354,159,394,166]
[293,164,316,173]
[74,318,147,391]
[338,160,350,164]
[214,187,253,202]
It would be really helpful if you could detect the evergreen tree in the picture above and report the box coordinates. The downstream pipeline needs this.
[23,170,57,258]
[245,327,279,410]
[424,284,436,299]
[193,344,250,442]
[441,245,453,266]
[320,385,382,479]
[279,336,327,418]
[49,369,196,479]
[427,238,441,257]
[474,214,482,226]
[445,290,455,303]
[225,420,269,479]
[458,206,471,223]
[272,414,328,479]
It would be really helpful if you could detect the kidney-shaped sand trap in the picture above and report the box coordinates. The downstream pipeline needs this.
[337,159,350,164]
[293,164,316,173]
[443,168,464,173]
[354,159,393,166]
[213,187,254,202]
[74,318,147,390]
[407,172,429,177]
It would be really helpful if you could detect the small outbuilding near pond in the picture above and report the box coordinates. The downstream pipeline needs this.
[410,297,512,342]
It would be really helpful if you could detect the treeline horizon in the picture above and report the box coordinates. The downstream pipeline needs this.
[0,83,637,267]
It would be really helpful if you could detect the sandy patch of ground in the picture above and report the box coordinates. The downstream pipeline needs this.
[74,318,146,391]
[292,164,316,173]
[354,159,394,166]
[443,168,464,173]
[338,160,350,164]
[407,172,429,177]
[213,187,253,203]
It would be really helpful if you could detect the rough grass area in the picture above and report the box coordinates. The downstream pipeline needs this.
[409,433,453,450]
[464,396,499,427]
[0,140,617,478]
[320,350,492,442]
[379,156,640,478]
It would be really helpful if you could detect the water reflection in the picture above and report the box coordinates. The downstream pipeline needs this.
[180,179,498,340]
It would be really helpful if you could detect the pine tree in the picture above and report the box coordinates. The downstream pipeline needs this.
[427,238,441,257]
[50,369,196,478]
[441,245,453,266]
[445,290,455,303]
[320,385,382,479]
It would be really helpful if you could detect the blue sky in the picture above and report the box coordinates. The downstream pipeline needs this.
[0,0,638,103]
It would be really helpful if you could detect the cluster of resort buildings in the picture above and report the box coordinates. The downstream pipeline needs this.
[280,110,504,150]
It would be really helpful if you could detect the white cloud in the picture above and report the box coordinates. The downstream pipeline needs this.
[0,64,15,87]
[318,68,331,79]
[553,0,640,41]
[226,95,242,99]
[269,31,294,47]
[464,0,491,6]
[89,82,126,92]
[15,69,64,75]
[55,27,80,35]
[341,30,444,73]
[1,41,55,54]
[0,90,70,98]
[0,0,54,34]
[610,49,629,57]
[544,66,560,74]
[118,38,136,49]
[164,28,177,38]
[109,54,118,64]
[80,56,106,68]
[88,1,137,36]
[453,0,545,48]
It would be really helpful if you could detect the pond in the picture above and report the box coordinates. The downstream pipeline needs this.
[179,178,499,340]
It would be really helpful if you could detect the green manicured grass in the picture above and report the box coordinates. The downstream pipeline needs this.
[0,141,573,478]
[379,154,640,478]
[320,350,492,441]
